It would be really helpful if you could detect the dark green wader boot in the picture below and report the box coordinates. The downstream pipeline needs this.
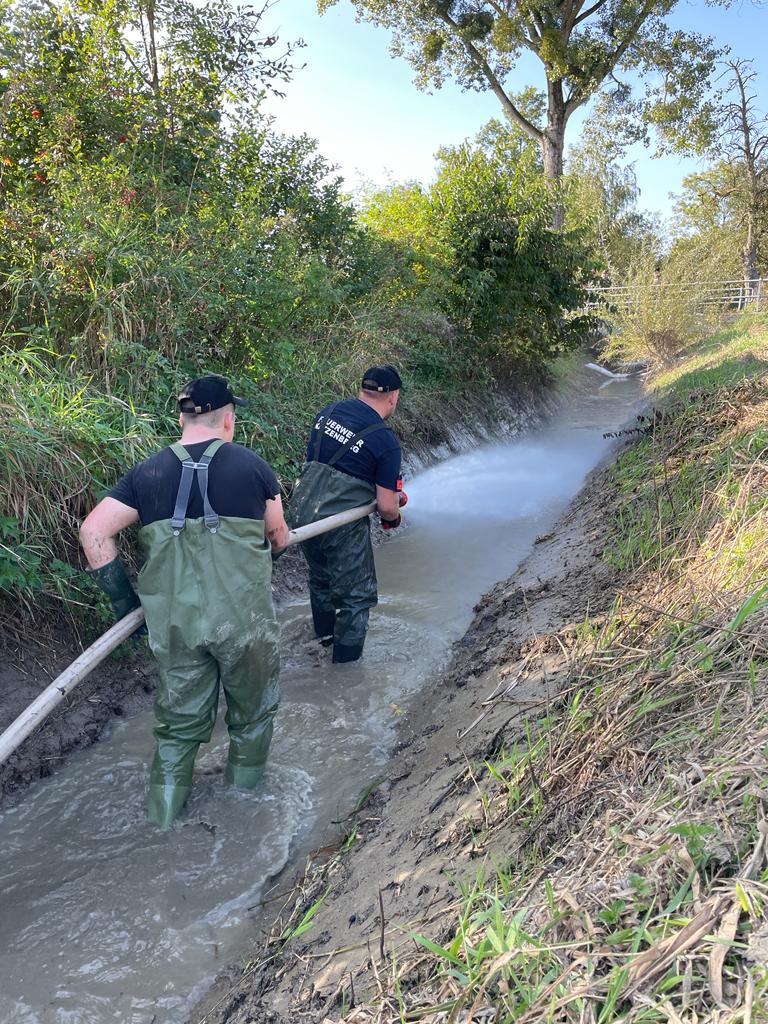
[290,407,386,664]
[137,440,279,828]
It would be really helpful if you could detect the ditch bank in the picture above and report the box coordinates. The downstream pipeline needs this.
[0,368,645,1024]
[0,381,549,806]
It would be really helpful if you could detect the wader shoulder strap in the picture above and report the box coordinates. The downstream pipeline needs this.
[169,439,226,535]
[326,420,388,467]
[311,402,340,462]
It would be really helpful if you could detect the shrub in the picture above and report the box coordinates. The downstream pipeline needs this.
[602,245,731,365]
[0,0,596,624]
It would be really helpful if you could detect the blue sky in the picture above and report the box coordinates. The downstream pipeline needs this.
[263,1,767,219]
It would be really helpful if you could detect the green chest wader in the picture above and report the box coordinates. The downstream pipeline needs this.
[290,405,388,662]
[138,439,280,828]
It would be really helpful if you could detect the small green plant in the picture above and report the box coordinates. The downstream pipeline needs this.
[669,822,718,867]
[280,888,329,943]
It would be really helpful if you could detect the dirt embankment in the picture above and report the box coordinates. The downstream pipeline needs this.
[0,630,153,805]
[191,446,627,1024]
[0,384,551,807]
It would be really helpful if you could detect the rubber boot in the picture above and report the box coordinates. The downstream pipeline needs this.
[311,605,336,643]
[147,736,200,828]
[225,763,265,788]
[147,783,191,829]
[332,641,364,664]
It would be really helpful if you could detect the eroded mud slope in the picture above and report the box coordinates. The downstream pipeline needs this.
[0,630,155,803]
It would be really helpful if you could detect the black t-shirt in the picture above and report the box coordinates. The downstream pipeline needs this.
[109,440,280,526]
[306,399,402,489]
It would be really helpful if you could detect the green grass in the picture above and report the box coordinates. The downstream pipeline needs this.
[604,317,768,580]
[0,298,540,628]
[0,347,163,617]
[653,314,768,393]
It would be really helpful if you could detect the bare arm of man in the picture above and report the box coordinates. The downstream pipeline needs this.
[80,498,139,568]
[264,494,290,552]
[376,484,400,522]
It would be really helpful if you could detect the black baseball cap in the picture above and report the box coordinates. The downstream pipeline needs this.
[177,375,246,414]
[361,364,403,393]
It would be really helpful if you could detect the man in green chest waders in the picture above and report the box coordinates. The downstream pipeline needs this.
[291,365,407,664]
[80,376,290,828]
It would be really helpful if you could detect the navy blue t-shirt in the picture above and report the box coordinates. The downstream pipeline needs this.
[109,441,280,526]
[306,399,401,489]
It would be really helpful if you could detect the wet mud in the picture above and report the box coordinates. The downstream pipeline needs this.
[0,633,156,806]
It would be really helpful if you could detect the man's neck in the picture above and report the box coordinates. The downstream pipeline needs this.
[179,427,228,445]
[356,393,387,419]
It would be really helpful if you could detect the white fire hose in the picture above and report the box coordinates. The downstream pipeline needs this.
[0,502,377,768]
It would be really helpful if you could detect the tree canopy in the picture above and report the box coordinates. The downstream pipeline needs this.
[319,0,722,226]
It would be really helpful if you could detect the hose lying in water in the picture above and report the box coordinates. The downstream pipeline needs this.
[0,501,378,768]
[584,361,630,380]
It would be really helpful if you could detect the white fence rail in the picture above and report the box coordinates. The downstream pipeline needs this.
[586,277,766,313]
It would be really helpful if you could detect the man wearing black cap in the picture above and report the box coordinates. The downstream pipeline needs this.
[290,365,407,663]
[80,375,290,828]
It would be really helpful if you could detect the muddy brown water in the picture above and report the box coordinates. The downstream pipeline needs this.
[0,375,643,1023]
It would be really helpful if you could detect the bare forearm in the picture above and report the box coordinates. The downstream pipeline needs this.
[80,527,119,569]
[79,498,139,569]
[267,520,290,551]
[376,489,399,521]
[264,494,290,551]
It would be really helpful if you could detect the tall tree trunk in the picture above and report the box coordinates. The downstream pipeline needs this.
[146,1,159,95]
[542,131,564,181]
[743,207,758,295]
[542,83,567,231]
[144,1,164,124]
[730,62,763,299]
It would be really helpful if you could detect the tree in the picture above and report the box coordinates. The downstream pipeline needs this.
[114,1,298,142]
[0,0,364,372]
[673,163,744,288]
[672,60,768,296]
[564,114,659,277]
[0,0,300,181]
[362,138,595,365]
[432,142,593,358]
[318,0,721,227]
[711,60,767,290]
[468,86,545,173]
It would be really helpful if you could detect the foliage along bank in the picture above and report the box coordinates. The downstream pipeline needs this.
[0,0,596,624]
